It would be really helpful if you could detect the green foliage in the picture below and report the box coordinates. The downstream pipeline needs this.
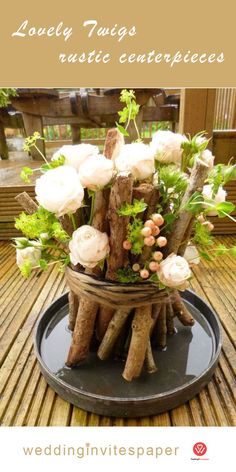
[0,88,18,108]
[23,132,45,152]
[207,162,236,196]
[162,212,177,233]
[115,123,129,137]
[15,207,69,242]
[41,155,65,171]
[215,201,235,218]
[157,164,188,216]
[181,131,210,171]
[116,267,141,283]
[117,199,148,218]
[184,191,205,214]
[193,221,213,246]
[20,166,34,183]
[116,89,141,140]
[19,259,32,278]
[127,218,144,255]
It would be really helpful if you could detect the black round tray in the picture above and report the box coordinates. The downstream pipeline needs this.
[34,290,221,417]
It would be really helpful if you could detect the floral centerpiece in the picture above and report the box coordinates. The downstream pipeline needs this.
[14,90,236,382]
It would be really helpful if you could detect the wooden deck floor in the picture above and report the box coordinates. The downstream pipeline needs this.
[0,236,236,427]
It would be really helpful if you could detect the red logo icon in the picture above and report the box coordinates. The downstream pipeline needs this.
[193,442,207,456]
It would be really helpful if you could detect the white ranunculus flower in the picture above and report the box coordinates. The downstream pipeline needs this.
[150,130,187,164]
[52,144,99,171]
[115,143,155,180]
[69,225,110,268]
[35,165,84,217]
[198,149,215,169]
[79,154,114,190]
[158,254,192,290]
[202,184,227,216]
[184,244,200,265]
[16,246,41,269]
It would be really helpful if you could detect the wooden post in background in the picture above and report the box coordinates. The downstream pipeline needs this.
[71,124,81,144]
[0,119,8,159]
[179,89,216,150]
[22,113,45,160]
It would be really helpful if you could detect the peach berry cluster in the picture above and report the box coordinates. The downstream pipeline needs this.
[197,214,214,232]
[123,213,167,280]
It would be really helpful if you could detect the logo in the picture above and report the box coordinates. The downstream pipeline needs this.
[193,442,207,457]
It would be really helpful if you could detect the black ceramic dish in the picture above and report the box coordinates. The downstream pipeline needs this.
[34,290,221,417]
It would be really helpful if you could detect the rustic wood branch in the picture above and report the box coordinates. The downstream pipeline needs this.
[156,303,167,348]
[96,174,133,340]
[166,298,175,334]
[122,305,152,381]
[165,160,209,255]
[171,290,194,326]
[68,291,79,331]
[97,308,131,360]
[15,192,38,214]
[67,128,123,364]
[103,127,124,160]
[145,340,158,373]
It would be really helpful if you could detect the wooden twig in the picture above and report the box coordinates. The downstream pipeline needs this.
[96,174,133,340]
[68,291,79,331]
[122,305,152,381]
[164,160,209,256]
[97,308,131,360]
[166,298,175,334]
[15,191,38,214]
[156,303,167,348]
[171,290,194,326]
[145,340,158,373]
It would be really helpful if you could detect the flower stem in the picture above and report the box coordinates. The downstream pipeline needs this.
[33,144,49,164]
[69,213,77,231]
[88,191,95,225]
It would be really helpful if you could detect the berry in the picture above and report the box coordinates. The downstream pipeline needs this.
[140,269,149,279]
[207,222,214,231]
[144,219,155,228]
[144,236,155,246]
[123,240,132,250]
[152,213,164,226]
[149,261,159,272]
[141,226,152,237]
[151,225,160,236]
[197,214,205,224]
[132,263,140,272]
[153,251,163,261]
[157,236,167,247]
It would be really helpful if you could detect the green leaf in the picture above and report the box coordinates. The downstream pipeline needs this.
[20,166,33,183]
[198,250,213,261]
[39,259,48,270]
[19,259,32,278]
[116,267,140,283]
[185,192,204,214]
[215,201,235,218]
[117,199,148,218]
[126,218,144,255]
[115,122,129,136]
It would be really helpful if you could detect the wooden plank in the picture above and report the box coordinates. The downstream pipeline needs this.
[179,89,216,149]
[0,238,235,426]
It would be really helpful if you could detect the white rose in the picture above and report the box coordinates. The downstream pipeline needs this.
[16,246,41,269]
[69,225,110,268]
[184,244,200,265]
[198,149,215,169]
[202,184,227,216]
[158,254,192,290]
[115,143,155,180]
[52,144,99,171]
[79,154,114,190]
[35,165,84,217]
[150,130,187,164]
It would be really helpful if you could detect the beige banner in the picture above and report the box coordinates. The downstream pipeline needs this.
[0,0,235,86]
